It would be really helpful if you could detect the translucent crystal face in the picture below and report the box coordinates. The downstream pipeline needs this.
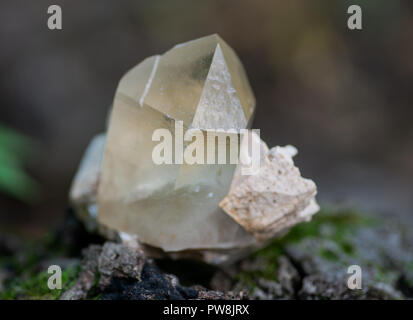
[98,34,256,251]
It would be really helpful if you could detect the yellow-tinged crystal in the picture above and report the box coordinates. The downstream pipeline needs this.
[98,34,256,251]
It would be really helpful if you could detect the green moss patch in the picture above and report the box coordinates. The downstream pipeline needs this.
[235,208,374,285]
[1,265,80,300]
[0,233,81,300]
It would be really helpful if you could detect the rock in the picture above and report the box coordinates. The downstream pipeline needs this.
[256,279,284,298]
[3,209,412,300]
[228,210,413,300]
[298,274,404,300]
[220,132,319,242]
[196,288,243,300]
[61,242,145,300]
[100,263,199,300]
[277,256,300,296]
[60,245,101,300]
[232,253,301,300]
[283,218,413,299]
[0,268,13,292]
[299,274,365,299]
[60,241,240,300]
[97,242,145,288]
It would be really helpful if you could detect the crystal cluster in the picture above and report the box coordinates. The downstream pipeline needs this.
[98,34,256,252]
[70,34,319,263]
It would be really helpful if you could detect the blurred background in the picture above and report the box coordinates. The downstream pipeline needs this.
[0,0,412,237]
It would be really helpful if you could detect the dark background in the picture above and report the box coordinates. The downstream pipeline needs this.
[1,0,412,236]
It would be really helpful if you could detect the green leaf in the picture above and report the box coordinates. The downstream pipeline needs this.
[0,124,39,202]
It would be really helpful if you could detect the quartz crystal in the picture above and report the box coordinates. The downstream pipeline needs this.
[97,34,257,252]
[70,35,319,262]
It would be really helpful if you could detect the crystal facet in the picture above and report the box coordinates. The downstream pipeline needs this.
[97,34,256,252]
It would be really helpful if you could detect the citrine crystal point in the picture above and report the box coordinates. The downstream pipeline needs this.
[97,35,257,252]
[133,34,255,129]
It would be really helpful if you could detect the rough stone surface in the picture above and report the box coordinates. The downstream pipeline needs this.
[220,135,319,242]
[2,210,413,300]
[277,255,300,296]
[60,242,239,300]
[60,245,101,300]
[229,212,413,300]
[97,242,145,287]
[58,211,413,300]
[283,225,413,300]
[231,255,300,299]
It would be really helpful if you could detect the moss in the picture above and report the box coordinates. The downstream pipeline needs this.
[372,266,399,285]
[0,232,81,300]
[267,208,372,254]
[2,208,384,299]
[340,241,355,255]
[235,208,374,283]
[318,248,340,262]
[91,293,103,300]
[0,264,80,300]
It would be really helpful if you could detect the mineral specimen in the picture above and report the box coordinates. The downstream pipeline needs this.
[98,34,256,252]
[219,132,319,241]
[69,34,319,262]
